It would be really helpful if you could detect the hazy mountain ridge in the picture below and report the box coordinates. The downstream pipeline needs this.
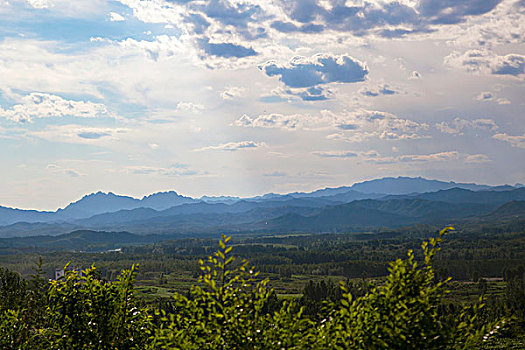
[0,206,55,226]
[0,190,200,225]
[57,191,198,220]
[346,176,493,194]
[484,201,525,219]
[0,177,523,236]
[1,199,523,251]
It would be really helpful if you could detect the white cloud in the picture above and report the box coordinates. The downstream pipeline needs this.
[114,35,186,61]
[109,12,125,22]
[0,38,116,98]
[445,49,525,77]
[46,163,84,177]
[29,125,128,144]
[282,85,335,101]
[112,0,273,69]
[312,151,358,158]
[26,0,50,9]
[21,0,108,16]
[360,84,400,97]
[176,101,205,114]
[105,0,512,73]
[401,151,491,164]
[116,0,185,25]
[324,109,429,142]
[234,113,314,130]
[399,151,460,162]
[220,86,245,100]
[475,91,494,101]
[0,93,112,123]
[235,109,428,141]
[448,0,525,49]
[435,117,499,135]
[123,164,203,177]
[195,141,266,152]
[260,53,368,100]
[434,122,459,135]
[409,71,422,79]
[360,150,491,165]
[261,53,368,88]
[493,133,525,148]
[264,171,287,177]
[465,154,492,163]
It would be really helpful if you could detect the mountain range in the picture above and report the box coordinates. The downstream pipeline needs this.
[0,177,524,239]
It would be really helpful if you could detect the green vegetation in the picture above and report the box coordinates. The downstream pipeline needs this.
[1,228,524,348]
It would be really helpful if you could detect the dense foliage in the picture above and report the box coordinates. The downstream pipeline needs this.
[1,228,520,349]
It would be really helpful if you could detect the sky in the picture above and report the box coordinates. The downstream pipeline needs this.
[0,0,524,210]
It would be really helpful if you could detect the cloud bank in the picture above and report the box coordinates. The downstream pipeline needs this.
[0,93,112,123]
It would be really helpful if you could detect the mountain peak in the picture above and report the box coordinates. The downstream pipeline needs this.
[141,190,181,200]
[55,190,197,220]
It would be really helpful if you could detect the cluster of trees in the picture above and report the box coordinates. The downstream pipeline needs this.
[1,228,518,349]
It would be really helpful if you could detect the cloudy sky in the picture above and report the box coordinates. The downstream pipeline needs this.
[1,0,524,210]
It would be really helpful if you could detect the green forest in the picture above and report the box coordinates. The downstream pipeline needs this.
[1,227,524,349]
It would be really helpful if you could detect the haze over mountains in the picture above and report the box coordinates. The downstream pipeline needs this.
[1,177,524,239]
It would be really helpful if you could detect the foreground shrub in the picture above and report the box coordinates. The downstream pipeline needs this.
[317,227,497,349]
[151,235,312,349]
[152,228,501,349]
[0,264,44,349]
[46,264,153,349]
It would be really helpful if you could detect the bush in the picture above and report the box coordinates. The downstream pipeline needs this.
[45,264,153,349]
[317,227,498,349]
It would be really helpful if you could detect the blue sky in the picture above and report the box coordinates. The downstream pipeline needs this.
[0,0,524,210]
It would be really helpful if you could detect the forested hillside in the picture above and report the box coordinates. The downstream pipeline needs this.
[1,228,524,349]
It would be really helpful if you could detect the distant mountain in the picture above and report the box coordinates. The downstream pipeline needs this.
[413,188,525,205]
[200,196,241,204]
[57,191,198,220]
[489,185,519,191]
[56,192,141,220]
[287,186,353,198]
[354,198,496,220]
[0,191,200,225]
[140,191,197,210]
[1,197,523,241]
[484,201,525,220]
[249,193,297,202]
[77,207,162,226]
[75,198,332,233]
[0,177,521,230]
[255,198,496,232]
[76,197,340,228]
[83,196,501,235]
[315,190,384,203]
[348,176,492,195]
[258,206,411,232]
[250,177,505,202]
[0,206,54,226]
[0,221,78,238]
[2,201,523,252]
